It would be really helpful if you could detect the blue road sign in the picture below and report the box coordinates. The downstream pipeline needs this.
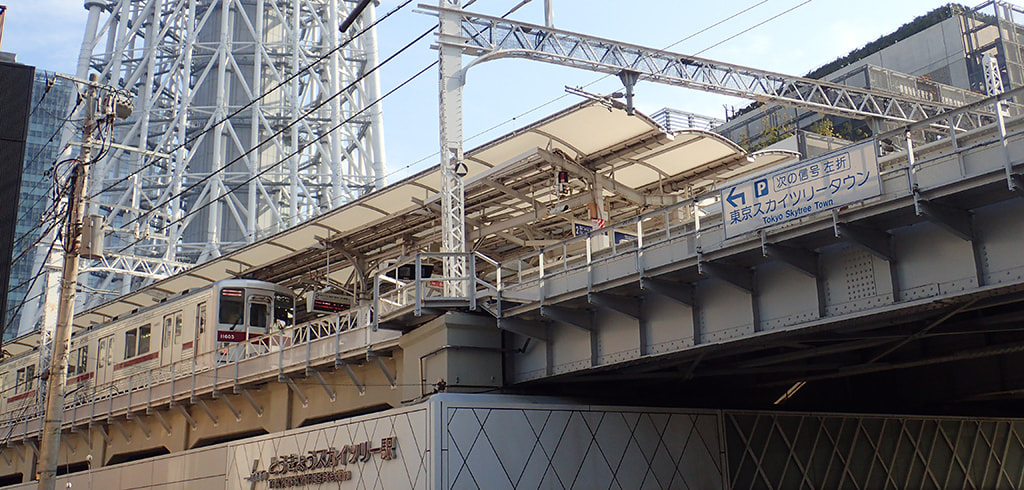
[720,140,882,239]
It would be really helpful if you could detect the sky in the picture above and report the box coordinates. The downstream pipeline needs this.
[2,0,967,180]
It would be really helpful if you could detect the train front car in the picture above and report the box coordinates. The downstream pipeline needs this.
[212,279,295,362]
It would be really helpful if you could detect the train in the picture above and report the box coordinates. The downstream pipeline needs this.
[0,279,296,419]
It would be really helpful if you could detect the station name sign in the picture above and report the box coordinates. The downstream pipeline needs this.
[721,141,881,238]
[245,437,397,488]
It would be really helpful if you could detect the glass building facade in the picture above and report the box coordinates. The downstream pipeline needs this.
[3,70,75,341]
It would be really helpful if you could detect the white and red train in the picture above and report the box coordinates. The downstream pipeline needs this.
[0,279,295,417]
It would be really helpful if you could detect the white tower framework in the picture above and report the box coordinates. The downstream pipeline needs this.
[72,0,386,305]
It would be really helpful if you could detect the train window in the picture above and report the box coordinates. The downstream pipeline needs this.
[163,315,173,348]
[76,346,88,375]
[220,288,244,325]
[68,349,79,376]
[250,302,268,328]
[98,339,107,369]
[197,303,207,334]
[275,294,294,328]
[175,312,183,341]
[124,324,152,359]
[15,365,34,394]
[125,329,137,358]
[138,324,151,355]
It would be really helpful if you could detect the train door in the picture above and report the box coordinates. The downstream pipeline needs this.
[95,335,115,386]
[247,294,271,339]
[189,302,205,360]
[161,312,182,368]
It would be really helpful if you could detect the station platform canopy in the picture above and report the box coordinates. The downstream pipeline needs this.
[46,99,797,338]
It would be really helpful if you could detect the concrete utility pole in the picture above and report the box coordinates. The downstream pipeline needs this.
[36,74,99,490]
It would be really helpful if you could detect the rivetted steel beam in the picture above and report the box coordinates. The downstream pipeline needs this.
[61,433,76,454]
[9,444,24,462]
[916,199,974,242]
[281,377,310,407]
[126,413,151,439]
[172,403,197,430]
[762,243,818,278]
[213,390,243,421]
[588,292,640,319]
[835,222,893,261]
[640,277,695,306]
[148,408,173,435]
[111,419,131,443]
[72,426,91,447]
[541,305,592,331]
[698,259,753,293]
[308,369,337,402]
[339,362,366,395]
[237,388,264,417]
[195,399,219,425]
[370,354,398,389]
[497,317,549,342]
[94,424,113,446]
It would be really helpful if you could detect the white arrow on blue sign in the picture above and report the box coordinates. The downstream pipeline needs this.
[720,140,882,239]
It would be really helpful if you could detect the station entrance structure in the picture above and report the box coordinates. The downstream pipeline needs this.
[2,85,1024,486]
[9,394,1024,489]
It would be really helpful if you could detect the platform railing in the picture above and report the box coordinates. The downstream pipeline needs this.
[0,304,393,441]
[371,252,507,326]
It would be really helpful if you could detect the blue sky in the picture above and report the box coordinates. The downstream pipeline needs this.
[4,0,958,179]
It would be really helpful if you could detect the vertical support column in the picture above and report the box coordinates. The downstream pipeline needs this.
[438,0,468,297]
[363,1,387,188]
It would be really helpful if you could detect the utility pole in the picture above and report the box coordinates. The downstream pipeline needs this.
[36,74,99,490]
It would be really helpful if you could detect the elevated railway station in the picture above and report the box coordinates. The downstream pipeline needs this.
[5,2,1024,488]
[2,85,1024,487]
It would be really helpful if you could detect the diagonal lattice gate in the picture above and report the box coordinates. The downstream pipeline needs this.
[725,412,1024,489]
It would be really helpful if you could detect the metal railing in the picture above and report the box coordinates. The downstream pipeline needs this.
[0,304,394,441]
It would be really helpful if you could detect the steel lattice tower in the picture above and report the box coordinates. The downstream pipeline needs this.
[73,0,385,305]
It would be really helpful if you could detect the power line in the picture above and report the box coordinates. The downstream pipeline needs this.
[2,234,62,337]
[378,0,775,182]
[87,0,416,202]
[114,51,437,257]
[109,15,435,250]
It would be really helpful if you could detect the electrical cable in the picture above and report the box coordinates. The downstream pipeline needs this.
[87,0,417,202]
[113,55,437,257]
[108,21,437,253]
[378,0,775,181]
[2,234,62,337]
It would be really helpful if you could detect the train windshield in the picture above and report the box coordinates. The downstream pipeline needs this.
[249,297,269,328]
[275,294,294,328]
[219,288,244,325]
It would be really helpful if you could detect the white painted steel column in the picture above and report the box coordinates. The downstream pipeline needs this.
[438,0,468,297]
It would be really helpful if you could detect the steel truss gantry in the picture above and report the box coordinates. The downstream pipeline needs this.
[429,5,1002,131]
[66,0,385,306]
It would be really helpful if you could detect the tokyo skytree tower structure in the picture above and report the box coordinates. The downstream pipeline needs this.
[74,0,386,302]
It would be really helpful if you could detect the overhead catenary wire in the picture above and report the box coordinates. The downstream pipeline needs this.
[378,0,782,181]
